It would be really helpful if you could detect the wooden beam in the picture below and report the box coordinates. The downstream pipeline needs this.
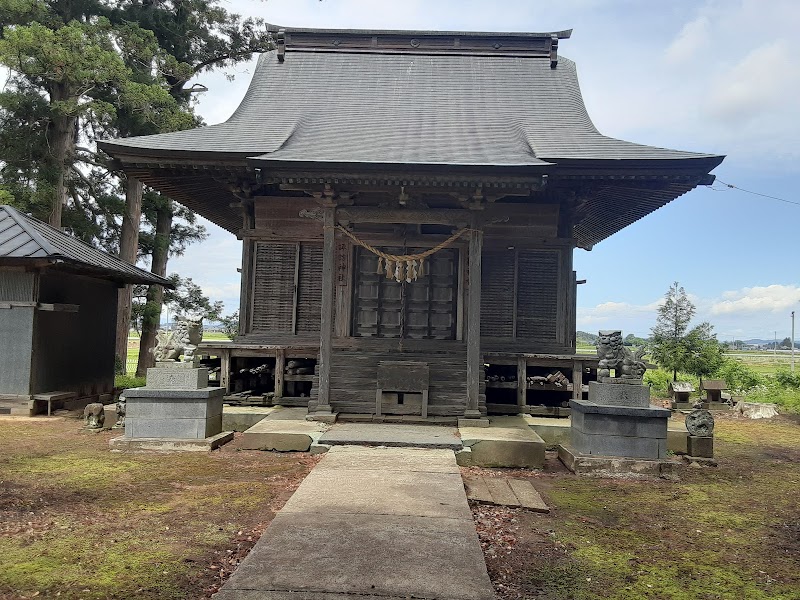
[464,225,484,419]
[336,206,471,226]
[312,204,336,416]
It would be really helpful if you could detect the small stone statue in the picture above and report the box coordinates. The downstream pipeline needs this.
[596,330,624,378]
[686,408,715,437]
[152,316,204,363]
[112,395,126,429]
[621,346,647,380]
[83,403,105,430]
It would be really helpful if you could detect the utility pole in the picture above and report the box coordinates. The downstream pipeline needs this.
[792,311,796,373]
[774,331,777,362]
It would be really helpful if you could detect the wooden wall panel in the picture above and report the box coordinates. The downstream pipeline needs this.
[480,250,515,338]
[253,197,322,240]
[516,249,560,340]
[251,243,295,332]
[296,243,323,333]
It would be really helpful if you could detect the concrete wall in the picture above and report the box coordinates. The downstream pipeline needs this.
[33,271,118,396]
[0,269,36,396]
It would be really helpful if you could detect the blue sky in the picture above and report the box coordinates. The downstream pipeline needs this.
[167,0,800,341]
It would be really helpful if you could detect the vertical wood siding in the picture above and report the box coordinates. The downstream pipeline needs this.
[251,242,323,334]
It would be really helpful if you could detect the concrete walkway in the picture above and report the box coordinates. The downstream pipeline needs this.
[214,446,495,600]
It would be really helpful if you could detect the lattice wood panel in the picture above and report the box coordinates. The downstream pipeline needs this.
[296,243,323,333]
[516,249,559,340]
[352,247,458,340]
[481,250,515,338]
[251,243,296,332]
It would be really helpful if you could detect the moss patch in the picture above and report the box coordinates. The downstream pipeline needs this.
[0,417,316,599]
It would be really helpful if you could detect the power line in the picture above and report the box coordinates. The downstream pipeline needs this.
[715,179,800,207]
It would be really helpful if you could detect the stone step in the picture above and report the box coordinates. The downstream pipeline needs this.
[318,423,462,450]
[458,415,546,468]
[239,408,328,452]
[463,474,550,512]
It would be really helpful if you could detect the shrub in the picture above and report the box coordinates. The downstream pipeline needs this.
[115,374,146,389]
[775,368,800,389]
[715,359,763,393]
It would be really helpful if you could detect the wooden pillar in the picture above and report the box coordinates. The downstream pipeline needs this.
[274,349,285,399]
[464,226,483,418]
[238,239,253,336]
[220,349,231,393]
[517,356,527,413]
[572,359,583,400]
[311,204,336,419]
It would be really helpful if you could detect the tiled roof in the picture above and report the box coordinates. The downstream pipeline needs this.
[0,205,172,286]
[99,51,720,167]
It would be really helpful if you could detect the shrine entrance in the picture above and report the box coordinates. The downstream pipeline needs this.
[351,246,459,341]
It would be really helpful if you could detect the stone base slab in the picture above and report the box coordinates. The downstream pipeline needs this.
[558,444,679,480]
[109,431,233,452]
[588,381,650,407]
[123,386,225,440]
[460,416,545,468]
[145,367,208,390]
[241,418,327,452]
[570,399,670,460]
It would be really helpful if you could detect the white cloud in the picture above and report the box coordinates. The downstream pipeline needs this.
[664,16,709,65]
[710,285,800,315]
[705,40,799,124]
[579,284,800,339]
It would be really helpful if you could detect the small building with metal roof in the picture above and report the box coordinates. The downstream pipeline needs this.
[0,205,172,415]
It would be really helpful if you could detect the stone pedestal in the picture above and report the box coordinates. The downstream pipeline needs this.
[562,379,674,473]
[687,435,714,458]
[110,364,231,451]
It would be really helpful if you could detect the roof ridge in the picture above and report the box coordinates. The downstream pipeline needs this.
[0,205,56,256]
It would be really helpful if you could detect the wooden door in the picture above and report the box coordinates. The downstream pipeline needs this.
[352,247,458,340]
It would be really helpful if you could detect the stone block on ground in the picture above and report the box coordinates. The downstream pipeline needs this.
[222,406,275,432]
[109,430,233,452]
[460,417,545,468]
[240,418,326,452]
[558,444,679,480]
[687,435,714,458]
[667,428,689,454]
[318,423,461,449]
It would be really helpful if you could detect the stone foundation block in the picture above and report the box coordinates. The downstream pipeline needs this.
[145,367,208,390]
[687,435,714,458]
[588,381,650,407]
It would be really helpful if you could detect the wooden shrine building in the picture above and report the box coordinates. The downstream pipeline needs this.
[99,25,724,422]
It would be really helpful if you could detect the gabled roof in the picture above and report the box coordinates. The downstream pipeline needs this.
[99,49,720,168]
[669,381,695,393]
[0,205,172,286]
[98,25,724,247]
[701,379,728,391]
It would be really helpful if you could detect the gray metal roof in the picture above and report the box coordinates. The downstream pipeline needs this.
[0,205,172,286]
[99,51,721,167]
[669,381,696,393]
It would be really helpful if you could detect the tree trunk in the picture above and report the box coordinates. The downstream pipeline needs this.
[673,368,677,382]
[115,176,144,374]
[136,202,172,377]
[46,83,76,228]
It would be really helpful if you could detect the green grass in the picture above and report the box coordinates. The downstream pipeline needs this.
[535,417,800,599]
[0,419,314,599]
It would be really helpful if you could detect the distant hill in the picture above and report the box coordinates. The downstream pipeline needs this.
[577,331,599,344]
